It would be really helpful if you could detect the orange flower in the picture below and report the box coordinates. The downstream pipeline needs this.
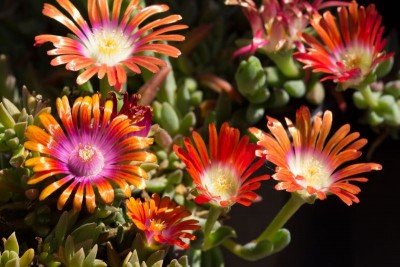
[249,106,382,205]
[173,123,269,207]
[126,193,200,249]
[35,0,187,91]
[24,93,156,212]
[294,1,394,89]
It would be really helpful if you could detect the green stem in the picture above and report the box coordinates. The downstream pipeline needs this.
[256,194,305,242]
[222,238,242,257]
[204,205,222,237]
[358,84,377,108]
[100,77,112,100]
[266,52,301,79]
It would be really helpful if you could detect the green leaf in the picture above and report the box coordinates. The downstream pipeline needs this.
[82,245,98,267]
[146,250,165,266]
[70,248,85,267]
[146,177,168,194]
[1,97,20,118]
[179,111,196,136]
[177,256,189,267]
[1,251,10,266]
[5,257,20,267]
[70,223,101,249]
[203,226,236,250]
[3,232,19,254]
[160,102,180,136]
[0,102,15,128]
[271,228,291,253]
[238,239,274,261]
[177,83,191,114]
[19,248,34,267]
[166,170,183,185]
[283,80,306,98]
[246,103,265,124]
[64,236,75,264]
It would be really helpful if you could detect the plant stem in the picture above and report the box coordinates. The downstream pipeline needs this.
[256,194,305,242]
[358,84,377,108]
[203,205,221,237]
[222,238,242,257]
[267,52,301,79]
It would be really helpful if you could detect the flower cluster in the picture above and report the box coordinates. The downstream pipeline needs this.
[0,0,395,265]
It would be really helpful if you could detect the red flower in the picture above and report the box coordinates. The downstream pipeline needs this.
[294,1,394,89]
[173,122,269,207]
[126,193,200,249]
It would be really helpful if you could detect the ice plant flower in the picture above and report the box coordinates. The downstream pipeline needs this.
[110,92,152,137]
[24,93,157,213]
[173,122,270,207]
[249,106,382,205]
[225,0,346,57]
[34,0,187,91]
[294,1,394,90]
[126,193,200,249]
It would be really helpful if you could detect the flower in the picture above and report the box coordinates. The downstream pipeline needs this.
[225,0,346,57]
[34,0,187,91]
[173,122,270,207]
[294,1,394,89]
[249,106,382,205]
[126,193,200,249]
[110,92,152,137]
[24,93,157,213]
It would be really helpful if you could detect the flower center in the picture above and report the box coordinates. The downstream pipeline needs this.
[202,163,240,201]
[68,144,105,177]
[87,28,132,66]
[293,155,332,191]
[341,47,372,76]
[149,219,167,234]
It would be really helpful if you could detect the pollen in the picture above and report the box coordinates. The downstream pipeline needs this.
[86,28,132,66]
[149,219,166,233]
[341,47,373,75]
[294,155,332,191]
[78,145,95,161]
[202,163,240,201]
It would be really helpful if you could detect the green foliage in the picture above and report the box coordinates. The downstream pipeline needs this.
[0,232,34,267]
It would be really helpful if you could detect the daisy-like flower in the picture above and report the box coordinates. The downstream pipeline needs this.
[249,106,382,205]
[225,0,346,57]
[173,122,270,207]
[35,0,187,91]
[126,193,200,249]
[294,1,394,89]
[24,93,157,213]
[110,92,152,137]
